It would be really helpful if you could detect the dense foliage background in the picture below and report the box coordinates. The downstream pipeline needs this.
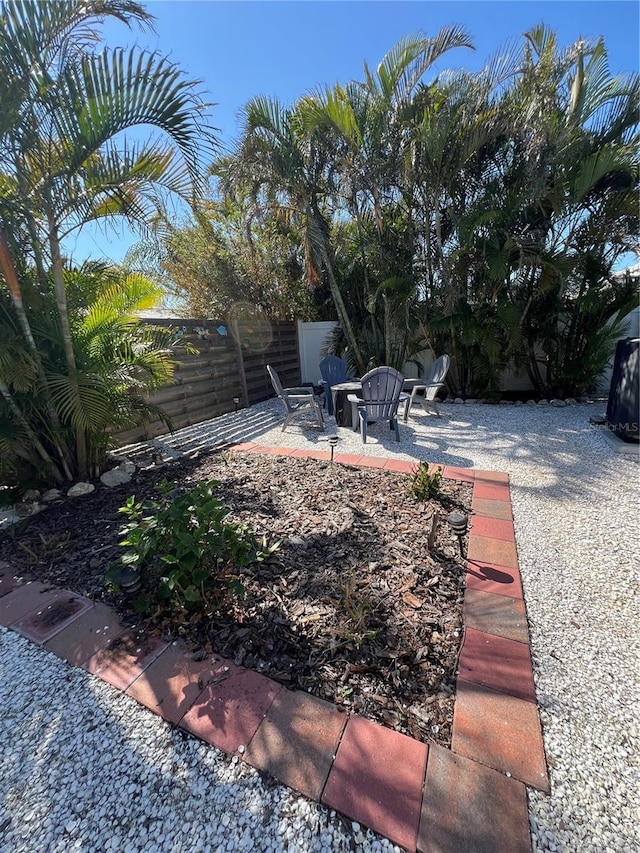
[136,26,638,397]
[1,2,638,492]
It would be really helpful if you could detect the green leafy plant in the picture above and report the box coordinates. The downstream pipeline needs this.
[109,479,269,612]
[409,462,442,501]
[0,1,215,485]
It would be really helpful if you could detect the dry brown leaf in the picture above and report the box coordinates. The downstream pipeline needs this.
[402,592,422,609]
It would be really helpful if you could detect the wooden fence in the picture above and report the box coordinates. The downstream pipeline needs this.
[115,317,300,444]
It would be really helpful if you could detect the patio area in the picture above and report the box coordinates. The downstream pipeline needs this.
[0,400,638,852]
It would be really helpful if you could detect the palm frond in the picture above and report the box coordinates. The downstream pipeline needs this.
[50,46,216,190]
[45,371,112,431]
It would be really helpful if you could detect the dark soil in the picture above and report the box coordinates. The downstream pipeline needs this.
[0,451,471,748]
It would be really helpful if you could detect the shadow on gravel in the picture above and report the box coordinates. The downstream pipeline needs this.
[0,629,347,851]
[118,401,630,504]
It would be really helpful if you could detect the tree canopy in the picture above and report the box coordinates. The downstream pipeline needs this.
[151,24,638,396]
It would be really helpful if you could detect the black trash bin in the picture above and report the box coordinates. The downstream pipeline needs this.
[605,338,640,442]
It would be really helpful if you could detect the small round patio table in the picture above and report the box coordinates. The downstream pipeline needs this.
[331,380,362,428]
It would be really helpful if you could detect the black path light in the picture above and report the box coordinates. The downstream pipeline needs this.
[447,510,468,555]
[328,434,339,463]
[118,565,142,596]
[233,396,240,413]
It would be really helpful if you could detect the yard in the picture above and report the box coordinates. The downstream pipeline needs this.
[1,399,637,852]
[0,450,471,750]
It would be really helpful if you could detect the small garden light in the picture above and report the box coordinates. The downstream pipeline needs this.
[118,565,142,596]
[233,396,240,413]
[447,510,468,555]
[328,434,339,463]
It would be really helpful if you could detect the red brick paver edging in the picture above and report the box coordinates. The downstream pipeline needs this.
[0,450,548,852]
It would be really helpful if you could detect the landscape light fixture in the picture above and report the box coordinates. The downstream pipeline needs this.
[328,434,339,463]
[233,396,240,413]
[118,565,142,596]
[447,510,468,555]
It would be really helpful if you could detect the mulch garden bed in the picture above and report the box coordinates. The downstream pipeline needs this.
[0,451,471,748]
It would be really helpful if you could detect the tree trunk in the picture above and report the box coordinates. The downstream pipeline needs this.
[353,194,372,303]
[15,154,48,287]
[0,228,73,480]
[383,294,392,365]
[319,241,366,376]
[48,218,77,374]
[48,217,88,479]
[0,229,38,350]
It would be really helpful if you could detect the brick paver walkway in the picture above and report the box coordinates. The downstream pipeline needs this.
[0,448,548,852]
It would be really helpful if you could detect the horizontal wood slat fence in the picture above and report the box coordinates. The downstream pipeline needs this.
[115,318,300,445]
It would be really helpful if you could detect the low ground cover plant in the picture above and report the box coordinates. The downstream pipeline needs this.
[409,461,443,501]
[107,479,271,613]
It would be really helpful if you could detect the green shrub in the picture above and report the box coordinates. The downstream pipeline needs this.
[408,462,442,501]
[108,479,270,612]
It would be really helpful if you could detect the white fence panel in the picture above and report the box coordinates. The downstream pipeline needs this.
[297,320,338,384]
[299,306,640,394]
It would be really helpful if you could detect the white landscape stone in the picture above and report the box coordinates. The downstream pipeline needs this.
[117,459,136,475]
[99,467,132,488]
[66,482,95,497]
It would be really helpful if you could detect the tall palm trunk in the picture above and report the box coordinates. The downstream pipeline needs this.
[383,294,392,365]
[317,236,366,375]
[0,229,39,353]
[47,215,77,373]
[48,214,88,478]
[15,154,48,287]
[353,191,372,304]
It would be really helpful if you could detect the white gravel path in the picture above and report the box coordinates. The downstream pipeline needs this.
[1,400,638,852]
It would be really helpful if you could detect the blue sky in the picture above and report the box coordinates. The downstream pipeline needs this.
[68,0,640,263]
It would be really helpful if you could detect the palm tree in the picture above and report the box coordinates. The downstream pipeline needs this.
[494,27,639,394]
[409,27,638,396]
[0,265,183,488]
[221,96,368,375]
[0,0,216,479]
[299,30,474,367]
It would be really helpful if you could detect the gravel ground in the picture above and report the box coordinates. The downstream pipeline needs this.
[1,399,638,852]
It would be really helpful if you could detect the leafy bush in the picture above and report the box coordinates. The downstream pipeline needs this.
[108,480,270,612]
[408,462,442,501]
[0,267,186,489]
